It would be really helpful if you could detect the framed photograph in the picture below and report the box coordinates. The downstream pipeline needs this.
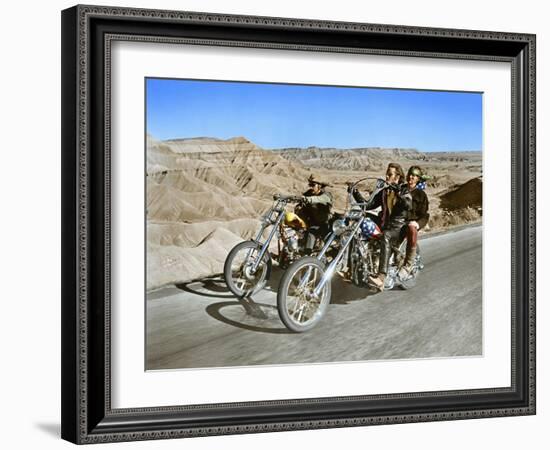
[61,4,536,444]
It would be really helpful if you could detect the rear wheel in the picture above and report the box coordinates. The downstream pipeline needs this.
[277,257,331,332]
[224,241,272,297]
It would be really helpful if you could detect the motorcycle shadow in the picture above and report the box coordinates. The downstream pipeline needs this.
[175,275,234,299]
[327,276,380,305]
[267,264,380,305]
[265,264,286,292]
[207,266,291,333]
[205,300,290,334]
[175,267,382,333]
[177,269,292,334]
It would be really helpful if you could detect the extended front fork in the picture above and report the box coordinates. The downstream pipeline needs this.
[293,218,364,297]
[249,209,285,273]
[312,218,364,297]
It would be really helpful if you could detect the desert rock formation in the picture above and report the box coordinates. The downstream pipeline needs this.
[147,135,482,290]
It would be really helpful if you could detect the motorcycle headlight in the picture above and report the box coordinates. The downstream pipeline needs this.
[332,219,347,235]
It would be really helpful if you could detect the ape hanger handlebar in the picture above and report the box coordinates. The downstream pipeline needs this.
[346,177,387,209]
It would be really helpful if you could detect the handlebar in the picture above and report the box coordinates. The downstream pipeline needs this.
[346,178,407,210]
[272,177,406,208]
[346,177,386,208]
[346,177,383,191]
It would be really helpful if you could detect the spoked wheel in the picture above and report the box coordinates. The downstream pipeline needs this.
[277,257,331,333]
[224,241,272,297]
[396,240,421,290]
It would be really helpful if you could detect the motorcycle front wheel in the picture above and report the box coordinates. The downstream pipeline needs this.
[224,241,272,297]
[277,257,331,333]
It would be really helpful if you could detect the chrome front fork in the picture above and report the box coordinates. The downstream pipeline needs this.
[250,209,285,273]
[312,218,364,297]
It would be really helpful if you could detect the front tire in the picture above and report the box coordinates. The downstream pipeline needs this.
[224,241,272,297]
[277,257,331,332]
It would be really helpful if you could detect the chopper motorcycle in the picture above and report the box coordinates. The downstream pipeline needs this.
[276,178,424,333]
[223,194,325,298]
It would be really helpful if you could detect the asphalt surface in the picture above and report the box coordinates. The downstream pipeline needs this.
[146,225,482,370]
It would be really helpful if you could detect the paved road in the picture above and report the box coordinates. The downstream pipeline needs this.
[146,225,482,370]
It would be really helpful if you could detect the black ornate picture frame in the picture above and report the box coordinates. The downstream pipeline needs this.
[61,4,536,444]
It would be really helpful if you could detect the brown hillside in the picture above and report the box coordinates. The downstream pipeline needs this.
[147,136,482,290]
[439,177,483,211]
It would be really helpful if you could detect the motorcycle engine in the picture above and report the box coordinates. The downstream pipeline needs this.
[348,238,367,286]
[285,229,299,252]
[350,238,380,286]
[279,228,301,269]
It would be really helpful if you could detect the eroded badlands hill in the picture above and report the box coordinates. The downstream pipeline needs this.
[147,136,482,290]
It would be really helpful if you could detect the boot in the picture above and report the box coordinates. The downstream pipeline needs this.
[398,246,417,279]
[368,273,386,291]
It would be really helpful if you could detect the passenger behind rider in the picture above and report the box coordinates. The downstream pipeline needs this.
[349,163,412,291]
[297,174,334,255]
[399,165,430,279]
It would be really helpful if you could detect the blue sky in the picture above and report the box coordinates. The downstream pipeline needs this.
[146,78,482,152]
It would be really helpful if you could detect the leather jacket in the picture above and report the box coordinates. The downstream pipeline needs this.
[352,183,412,230]
[296,189,333,227]
[408,188,430,229]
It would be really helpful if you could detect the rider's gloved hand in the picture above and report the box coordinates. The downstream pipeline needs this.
[301,196,312,204]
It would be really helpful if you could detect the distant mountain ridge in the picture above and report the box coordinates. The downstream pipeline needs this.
[271,146,423,171]
[270,146,481,171]
[146,135,482,290]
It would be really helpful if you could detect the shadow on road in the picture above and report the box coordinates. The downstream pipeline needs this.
[175,275,234,299]
[175,265,381,333]
[203,265,381,333]
[328,277,379,304]
[206,299,291,334]
[265,265,284,292]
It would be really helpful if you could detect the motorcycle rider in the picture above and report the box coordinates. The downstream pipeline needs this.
[350,163,412,291]
[398,165,430,279]
[297,174,334,255]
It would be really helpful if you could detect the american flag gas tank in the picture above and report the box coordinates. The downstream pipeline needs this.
[360,217,382,240]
